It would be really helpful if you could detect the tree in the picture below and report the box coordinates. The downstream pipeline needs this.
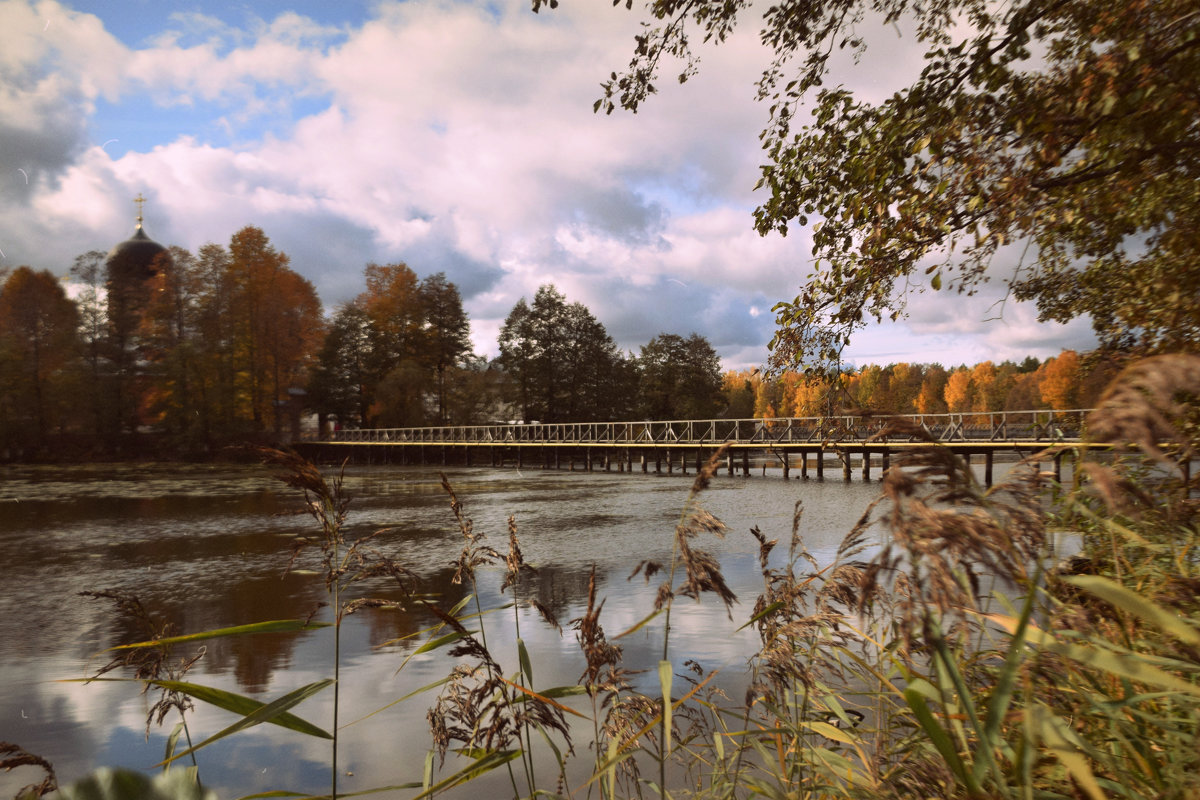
[944,368,973,413]
[638,333,725,419]
[70,251,109,430]
[916,366,949,415]
[497,285,630,422]
[227,227,324,435]
[191,242,239,439]
[722,370,757,418]
[362,262,424,381]
[573,0,1200,364]
[1037,350,1081,411]
[308,303,374,429]
[139,246,205,439]
[419,273,472,424]
[0,267,81,445]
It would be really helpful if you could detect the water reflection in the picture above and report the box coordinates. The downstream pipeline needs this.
[0,462,895,798]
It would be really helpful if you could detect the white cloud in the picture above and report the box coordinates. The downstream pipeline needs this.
[0,0,1093,374]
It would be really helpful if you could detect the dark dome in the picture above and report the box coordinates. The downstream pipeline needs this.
[106,225,169,283]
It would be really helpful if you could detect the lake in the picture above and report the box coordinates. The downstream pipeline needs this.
[0,459,931,798]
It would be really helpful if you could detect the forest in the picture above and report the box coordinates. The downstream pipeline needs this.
[0,226,730,458]
[0,218,1119,461]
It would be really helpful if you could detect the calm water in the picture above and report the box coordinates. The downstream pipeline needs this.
[0,461,899,798]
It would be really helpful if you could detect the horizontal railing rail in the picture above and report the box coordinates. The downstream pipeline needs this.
[319,409,1092,446]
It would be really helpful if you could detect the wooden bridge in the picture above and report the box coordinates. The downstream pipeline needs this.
[295,409,1093,485]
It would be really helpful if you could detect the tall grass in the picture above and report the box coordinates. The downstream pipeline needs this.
[8,353,1200,800]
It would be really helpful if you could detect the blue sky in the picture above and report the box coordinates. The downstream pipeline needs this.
[0,0,1097,370]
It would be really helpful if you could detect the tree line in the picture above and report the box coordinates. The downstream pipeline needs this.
[0,220,1127,458]
[723,351,1122,420]
[0,226,727,456]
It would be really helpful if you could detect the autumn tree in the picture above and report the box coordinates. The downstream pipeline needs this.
[361,262,423,381]
[139,246,206,438]
[916,366,949,415]
[944,368,973,414]
[722,370,757,418]
[1037,350,1081,411]
[227,227,324,435]
[190,243,239,438]
[0,267,81,446]
[570,0,1200,364]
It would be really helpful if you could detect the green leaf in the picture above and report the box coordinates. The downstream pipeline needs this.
[1065,575,1200,646]
[151,680,331,739]
[1034,705,1106,800]
[903,686,975,792]
[156,679,335,767]
[736,600,785,631]
[408,750,521,799]
[517,638,534,685]
[164,722,185,770]
[800,719,857,746]
[104,620,330,652]
[658,660,674,755]
[51,768,216,800]
[532,684,588,699]
[614,608,663,639]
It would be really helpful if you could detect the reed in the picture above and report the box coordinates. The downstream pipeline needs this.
[10,354,1200,800]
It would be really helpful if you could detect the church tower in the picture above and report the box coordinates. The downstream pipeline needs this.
[105,194,171,433]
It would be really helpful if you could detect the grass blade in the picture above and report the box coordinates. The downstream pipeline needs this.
[152,680,332,739]
[156,679,335,767]
[104,620,330,651]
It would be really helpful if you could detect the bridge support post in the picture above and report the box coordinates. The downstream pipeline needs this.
[1054,452,1063,483]
[801,451,808,479]
[782,453,790,479]
[641,452,647,473]
[655,452,662,473]
[741,450,750,477]
[842,451,851,482]
[862,450,870,481]
[517,448,523,470]
[985,451,994,487]
[666,449,673,474]
[726,450,734,476]
[881,449,889,476]
[816,450,824,480]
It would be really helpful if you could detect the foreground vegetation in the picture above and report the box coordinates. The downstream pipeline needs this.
[3,353,1198,800]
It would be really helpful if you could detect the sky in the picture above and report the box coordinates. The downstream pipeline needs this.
[0,0,1099,371]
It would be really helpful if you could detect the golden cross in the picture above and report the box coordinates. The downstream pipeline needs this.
[133,193,146,227]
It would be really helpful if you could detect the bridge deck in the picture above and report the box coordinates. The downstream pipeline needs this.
[318,409,1091,448]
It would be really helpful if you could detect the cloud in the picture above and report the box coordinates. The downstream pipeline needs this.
[0,0,1092,374]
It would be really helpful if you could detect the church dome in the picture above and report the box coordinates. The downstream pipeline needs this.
[106,195,170,283]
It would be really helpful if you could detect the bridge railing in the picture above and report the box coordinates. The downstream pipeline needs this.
[322,409,1092,446]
